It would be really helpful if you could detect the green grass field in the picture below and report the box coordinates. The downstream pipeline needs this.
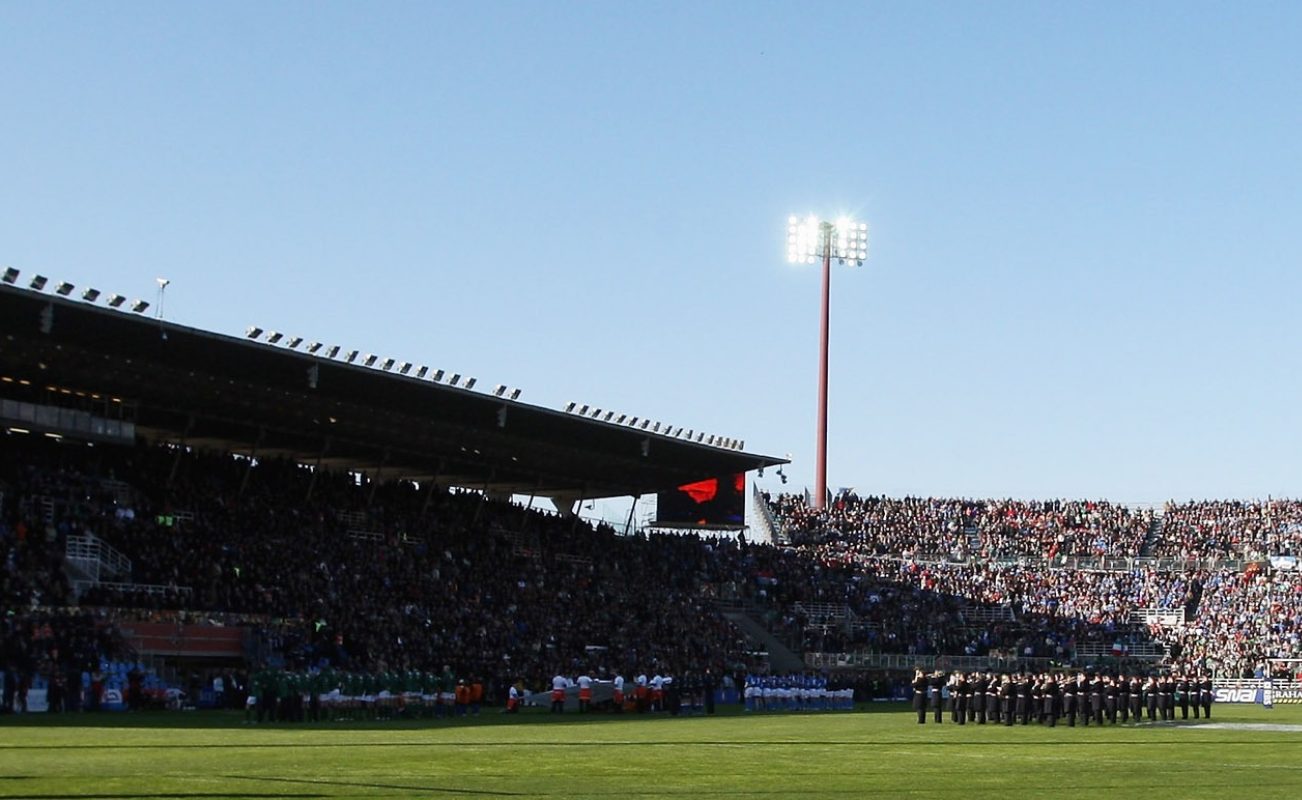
[3,704,1301,799]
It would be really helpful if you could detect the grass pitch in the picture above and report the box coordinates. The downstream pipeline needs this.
[2,704,1301,799]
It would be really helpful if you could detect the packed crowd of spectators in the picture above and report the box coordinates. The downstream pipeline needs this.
[1155,499,1302,558]
[769,492,1151,559]
[6,433,1302,716]
[1161,564,1302,677]
[1,436,761,702]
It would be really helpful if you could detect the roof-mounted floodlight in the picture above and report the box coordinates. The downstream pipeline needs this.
[640,420,650,430]
[266,331,284,344]
[246,326,263,338]
[326,345,340,359]
[1,267,18,284]
[577,404,588,415]
[345,350,359,363]
[30,275,48,291]
[591,408,602,418]
[363,354,378,367]
[508,388,521,401]
[652,422,661,433]
[81,288,100,302]
[55,282,74,296]
[564,401,576,412]
[616,414,627,424]
[287,336,304,349]
[432,369,444,382]
[381,357,395,371]
[306,342,322,354]
[449,374,461,386]
[464,377,476,389]
[696,432,705,442]
[415,366,428,379]
[130,300,150,314]
[603,411,614,421]
[493,385,507,397]
[628,417,639,427]
[399,362,412,375]
[107,294,126,308]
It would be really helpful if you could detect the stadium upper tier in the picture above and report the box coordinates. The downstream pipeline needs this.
[0,282,784,501]
[767,492,1302,560]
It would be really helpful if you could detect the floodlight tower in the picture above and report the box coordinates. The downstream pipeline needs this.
[787,215,868,510]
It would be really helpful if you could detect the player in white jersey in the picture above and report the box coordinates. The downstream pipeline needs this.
[550,673,570,714]
[576,674,594,713]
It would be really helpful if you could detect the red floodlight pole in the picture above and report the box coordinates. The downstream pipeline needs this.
[787,216,868,511]
[815,222,832,510]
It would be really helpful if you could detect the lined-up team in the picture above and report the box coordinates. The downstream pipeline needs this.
[911,670,1214,726]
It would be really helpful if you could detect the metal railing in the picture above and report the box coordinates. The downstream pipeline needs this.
[804,651,1054,672]
[65,533,132,582]
[72,580,192,598]
[1130,607,1185,626]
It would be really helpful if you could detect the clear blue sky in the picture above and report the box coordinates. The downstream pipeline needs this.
[3,2,1301,506]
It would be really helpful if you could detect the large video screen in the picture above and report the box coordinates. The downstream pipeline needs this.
[655,473,746,529]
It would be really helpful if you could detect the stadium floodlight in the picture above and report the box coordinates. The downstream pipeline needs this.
[266,331,284,344]
[287,336,304,349]
[107,294,126,308]
[306,342,323,354]
[363,354,378,367]
[432,369,445,382]
[464,377,476,389]
[30,275,48,291]
[508,388,521,401]
[381,357,395,371]
[628,417,639,427]
[2,267,18,284]
[246,326,263,338]
[603,411,614,421]
[564,401,576,412]
[130,300,150,314]
[652,422,660,433]
[616,414,627,424]
[81,288,100,302]
[577,404,588,415]
[493,384,507,397]
[696,432,705,442]
[55,282,74,296]
[449,373,461,386]
[345,350,359,363]
[326,345,340,358]
[399,362,412,375]
[590,408,602,418]
[639,420,650,430]
[786,213,869,509]
[415,366,428,379]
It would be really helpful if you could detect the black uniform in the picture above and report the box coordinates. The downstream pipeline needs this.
[931,673,945,723]
[1090,676,1105,726]
[1176,677,1190,720]
[1043,677,1058,726]
[912,674,928,724]
[1160,677,1175,721]
[1118,677,1130,723]
[986,675,1001,724]
[1104,678,1118,724]
[1129,677,1142,722]
[1201,677,1213,718]
[1016,676,1030,725]
[1145,678,1159,720]
[973,675,988,724]
[1077,678,1091,726]
[1001,679,1015,726]
[1062,678,1077,727]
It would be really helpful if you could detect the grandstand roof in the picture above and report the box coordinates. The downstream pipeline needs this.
[0,284,785,500]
